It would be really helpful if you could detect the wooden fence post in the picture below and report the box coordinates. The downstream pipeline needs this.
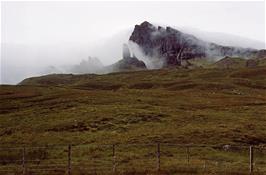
[186,146,190,165]
[112,144,116,173]
[203,160,206,172]
[22,147,26,175]
[249,146,254,174]
[157,143,160,172]
[68,145,72,175]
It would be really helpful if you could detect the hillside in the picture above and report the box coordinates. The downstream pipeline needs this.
[212,57,247,69]
[1,66,265,146]
[1,66,266,174]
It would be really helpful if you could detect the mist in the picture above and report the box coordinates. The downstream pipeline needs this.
[1,1,265,84]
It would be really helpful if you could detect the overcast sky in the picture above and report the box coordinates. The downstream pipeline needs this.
[1,1,265,84]
[2,1,265,44]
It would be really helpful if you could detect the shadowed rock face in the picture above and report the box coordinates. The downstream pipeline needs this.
[129,21,257,67]
[123,43,131,59]
[113,56,146,71]
[110,44,147,72]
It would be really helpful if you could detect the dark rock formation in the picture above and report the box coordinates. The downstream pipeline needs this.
[112,56,146,71]
[129,21,258,68]
[110,44,147,72]
[123,43,131,59]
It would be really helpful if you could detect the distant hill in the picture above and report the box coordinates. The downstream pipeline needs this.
[212,57,247,69]
[211,55,266,69]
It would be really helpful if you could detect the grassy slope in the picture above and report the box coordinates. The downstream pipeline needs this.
[1,67,266,146]
[1,67,266,174]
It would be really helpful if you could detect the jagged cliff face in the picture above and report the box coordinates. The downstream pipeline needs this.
[129,21,257,67]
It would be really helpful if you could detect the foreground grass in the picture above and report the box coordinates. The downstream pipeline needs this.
[0,67,266,174]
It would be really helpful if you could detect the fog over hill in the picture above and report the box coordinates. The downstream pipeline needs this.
[1,1,265,84]
[1,27,265,85]
[179,28,265,50]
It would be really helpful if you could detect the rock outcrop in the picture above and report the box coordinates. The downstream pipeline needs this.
[129,21,257,68]
[123,43,131,59]
[112,56,146,71]
[110,44,147,72]
[213,56,246,69]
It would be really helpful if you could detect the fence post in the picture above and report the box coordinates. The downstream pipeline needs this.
[249,145,254,174]
[186,146,190,165]
[22,147,26,175]
[68,145,72,175]
[203,159,206,172]
[157,143,160,172]
[112,144,116,173]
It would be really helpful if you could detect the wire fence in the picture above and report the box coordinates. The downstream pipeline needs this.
[0,143,265,175]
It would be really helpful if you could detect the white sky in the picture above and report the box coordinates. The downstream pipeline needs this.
[0,1,265,84]
[2,1,265,44]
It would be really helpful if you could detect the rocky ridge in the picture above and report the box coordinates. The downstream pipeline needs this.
[129,21,258,67]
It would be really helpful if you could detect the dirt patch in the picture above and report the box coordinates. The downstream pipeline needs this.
[233,134,266,145]
[129,82,156,89]
[167,83,198,91]
[0,91,41,100]
[230,67,266,78]
[76,82,123,91]
[198,83,235,91]
[0,106,20,114]
[47,122,90,132]
[162,80,192,88]
[233,79,266,89]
